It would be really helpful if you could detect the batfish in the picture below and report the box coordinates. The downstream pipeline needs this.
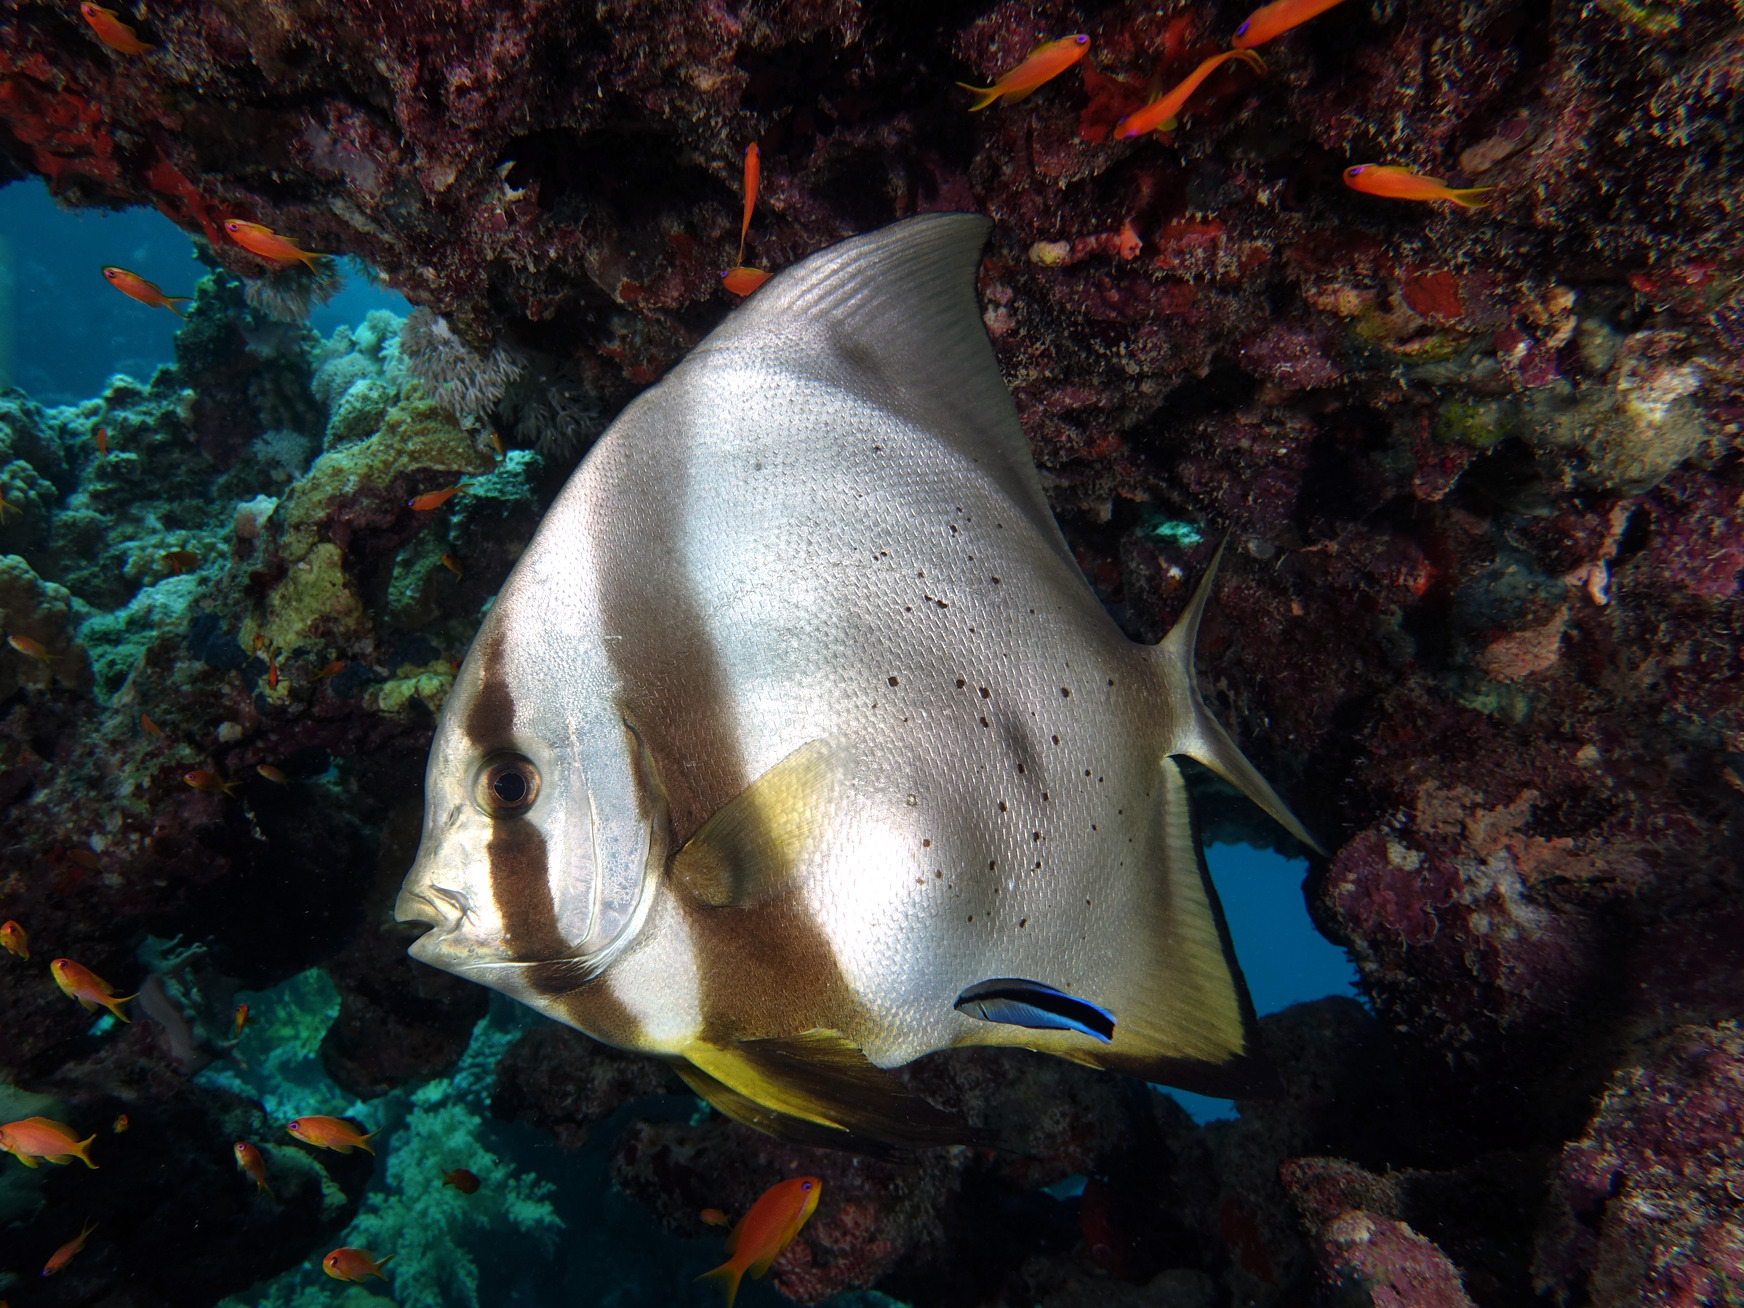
[396,213,1319,1152]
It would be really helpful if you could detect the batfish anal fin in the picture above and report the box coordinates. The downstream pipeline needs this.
[695,213,1076,573]
[669,738,843,907]
[681,1030,976,1153]
[1156,538,1325,854]
[955,978,1116,1042]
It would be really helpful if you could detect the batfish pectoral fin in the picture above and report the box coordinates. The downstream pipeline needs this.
[954,978,1116,1042]
[668,738,844,907]
[679,1030,976,1155]
[1157,538,1326,854]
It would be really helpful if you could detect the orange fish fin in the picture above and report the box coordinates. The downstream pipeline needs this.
[166,297,189,317]
[697,1260,745,1308]
[1001,85,1038,105]
[1449,187,1495,209]
[77,998,98,1013]
[13,1151,40,1168]
[954,81,1002,111]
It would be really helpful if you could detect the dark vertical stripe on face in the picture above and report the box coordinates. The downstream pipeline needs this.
[465,626,516,750]
[463,622,568,962]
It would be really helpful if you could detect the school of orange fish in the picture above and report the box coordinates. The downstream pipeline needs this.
[21,0,1479,1291]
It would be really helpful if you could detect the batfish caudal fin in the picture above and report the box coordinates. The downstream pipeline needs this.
[1154,539,1324,854]
[691,212,1077,575]
[674,1030,979,1158]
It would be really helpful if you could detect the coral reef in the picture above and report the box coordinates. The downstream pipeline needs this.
[0,0,1740,1301]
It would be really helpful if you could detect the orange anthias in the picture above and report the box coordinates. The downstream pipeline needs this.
[79,3,150,53]
[323,1247,394,1282]
[233,1003,250,1038]
[442,1167,480,1194]
[723,143,771,297]
[184,769,240,797]
[722,266,771,296]
[1,919,27,959]
[407,485,463,511]
[287,1116,379,1154]
[51,959,136,1021]
[957,34,1090,110]
[697,1177,822,1308]
[1343,164,1494,208]
[0,1116,98,1168]
[235,1141,273,1195]
[1232,0,1350,47]
[1115,50,1267,138]
[101,267,188,316]
[223,220,325,270]
[42,1220,97,1276]
[7,634,50,662]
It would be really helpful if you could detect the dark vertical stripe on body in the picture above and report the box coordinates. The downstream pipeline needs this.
[593,394,865,1046]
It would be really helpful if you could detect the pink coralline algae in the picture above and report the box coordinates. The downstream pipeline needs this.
[1534,1023,1744,1308]
[1321,1212,1478,1308]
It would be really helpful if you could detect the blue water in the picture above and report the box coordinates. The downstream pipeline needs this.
[0,177,407,403]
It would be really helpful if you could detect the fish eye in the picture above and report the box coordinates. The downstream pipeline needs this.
[475,753,540,817]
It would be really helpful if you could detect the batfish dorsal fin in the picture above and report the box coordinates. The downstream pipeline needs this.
[1157,540,1325,854]
[669,738,843,907]
[679,1030,975,1154]
[693,213,1073,569]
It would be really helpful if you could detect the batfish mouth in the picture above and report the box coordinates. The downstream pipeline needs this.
[393,880,472,932]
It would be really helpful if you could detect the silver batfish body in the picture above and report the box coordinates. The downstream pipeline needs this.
[396,214,1315,1149]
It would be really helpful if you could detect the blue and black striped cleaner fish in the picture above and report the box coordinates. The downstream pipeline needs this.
[395,213,1320,1153]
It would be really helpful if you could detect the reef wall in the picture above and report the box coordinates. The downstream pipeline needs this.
[0,0,1739,1303]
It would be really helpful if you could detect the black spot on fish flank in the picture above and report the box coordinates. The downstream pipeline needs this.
[466,628,516,749]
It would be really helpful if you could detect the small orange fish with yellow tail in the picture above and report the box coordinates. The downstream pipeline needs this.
[111,1113,129,1133]
[42,1220,97,1276]
[287,1115,379,1154]
[96,425,109,455]
[1343,163,1493,208]
[323,1247,394,1282]
[233,1003,250,1038]
[140,712,164,739]
[1,920,27,960]
[442,1167,479,1194]
[1115,49,1267,137]
[0,1116,98,1168]
[7,634,50,662]
[1232,0,1351,47]
[235,1141,273,1195]
[257,763,289,784]
[223,220,326,270]
[79,3,150,53]
[101,267,188,317]
[957,34,1090,110]
[722,144,771,297]
[697,1176,822,1308]
[184,769,239,797]
[51,959,135,1022]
